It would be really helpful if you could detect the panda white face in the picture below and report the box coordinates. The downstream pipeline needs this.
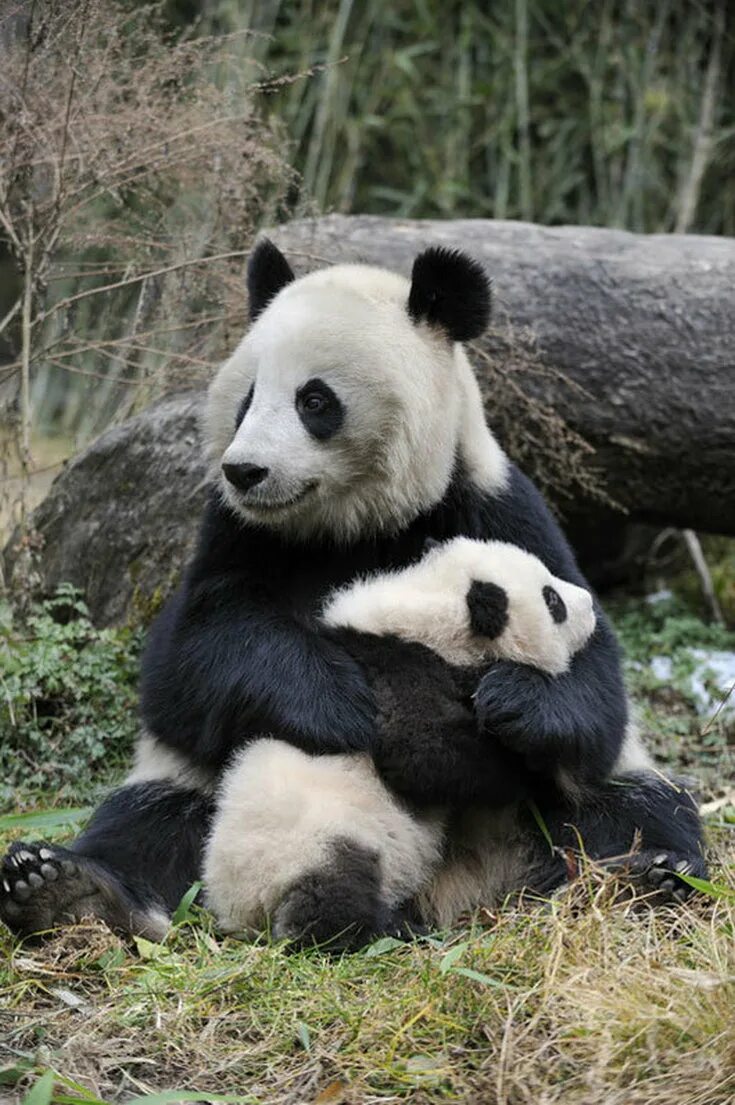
[322,538,596,675]
[204,243,509,542]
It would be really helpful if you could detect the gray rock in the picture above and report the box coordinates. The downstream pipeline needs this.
[4,391,207,625]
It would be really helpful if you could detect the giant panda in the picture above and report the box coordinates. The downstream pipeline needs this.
[203,536,598,945]
[0,240,706,943]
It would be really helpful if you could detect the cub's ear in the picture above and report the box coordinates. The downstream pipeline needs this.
[467,580,509,639]
[408,246,491,342]
[247,239,295,321]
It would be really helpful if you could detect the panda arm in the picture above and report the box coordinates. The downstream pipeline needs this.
[474,613,628,783]
[140,572,377,769]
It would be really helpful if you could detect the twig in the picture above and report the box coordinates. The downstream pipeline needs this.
[682,529,725,626]
[675,1,724,233]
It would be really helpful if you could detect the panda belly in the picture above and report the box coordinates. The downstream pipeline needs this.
[203,739,445,935]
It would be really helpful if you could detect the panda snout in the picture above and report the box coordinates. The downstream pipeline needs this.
[222,462,270,493]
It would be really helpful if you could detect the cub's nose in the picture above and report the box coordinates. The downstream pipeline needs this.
[222,462,269,492]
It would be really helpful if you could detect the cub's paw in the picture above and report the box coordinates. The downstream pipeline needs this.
[0,841,167,941]
[612,849,707,903]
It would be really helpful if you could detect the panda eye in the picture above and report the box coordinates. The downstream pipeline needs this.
[543,585,567,624]
[234,383,254,430]
[303,392,326,413]
[296,377,345,441]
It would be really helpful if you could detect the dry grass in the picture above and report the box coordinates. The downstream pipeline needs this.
[0,839,733,1105]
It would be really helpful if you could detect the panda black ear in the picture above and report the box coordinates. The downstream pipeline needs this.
[467,580,509,640]
[247,238,295,321]
[408,246,491,342]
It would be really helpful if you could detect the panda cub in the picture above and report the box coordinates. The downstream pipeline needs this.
[203,537,596,942]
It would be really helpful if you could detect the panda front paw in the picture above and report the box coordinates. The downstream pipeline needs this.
[474,661,550,757]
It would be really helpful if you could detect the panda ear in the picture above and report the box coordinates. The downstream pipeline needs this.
[247,238,295,321]
[467,580,509,640]
[408,246,491,342]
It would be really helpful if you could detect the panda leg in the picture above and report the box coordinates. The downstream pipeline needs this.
[272,837,415,952]
[528,772,707,902]
[0,783,213,940]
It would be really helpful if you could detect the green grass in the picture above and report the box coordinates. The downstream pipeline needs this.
[1,588,734,1103]
[1,861,734,1105]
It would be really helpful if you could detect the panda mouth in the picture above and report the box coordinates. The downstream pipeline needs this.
[243,481,319,514]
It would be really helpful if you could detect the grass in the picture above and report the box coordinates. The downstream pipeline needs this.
[1,861,734,1104]
[0,588,734,1103]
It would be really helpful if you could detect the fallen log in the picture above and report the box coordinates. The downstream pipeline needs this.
[5,216,733,622]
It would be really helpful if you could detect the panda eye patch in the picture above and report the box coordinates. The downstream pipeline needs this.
[543,585,567,624]
[235,384,254,430]
[296,378,344,441]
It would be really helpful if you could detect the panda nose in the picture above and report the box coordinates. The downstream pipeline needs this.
[222,462,269,492]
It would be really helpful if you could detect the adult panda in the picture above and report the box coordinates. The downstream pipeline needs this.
[0,241,705,942]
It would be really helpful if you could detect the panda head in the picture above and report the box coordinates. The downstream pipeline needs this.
[323,537,596,675]
[425,538,597,674]
[204,239,509,542]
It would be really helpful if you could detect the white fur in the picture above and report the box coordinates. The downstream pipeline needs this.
[417,807,537,928]
[125,731,217,796]
[204,262,509,542]
[203,739,445,935]
[323,537,596,675]
[612,718,653,775]
[203,539,596,935]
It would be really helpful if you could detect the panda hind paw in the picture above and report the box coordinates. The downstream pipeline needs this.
[614,849,706,904]
[0,840,168,941]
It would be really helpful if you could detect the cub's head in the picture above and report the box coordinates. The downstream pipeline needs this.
[323,537,596,675]
[204,239,508,541]
[449,540,597,674]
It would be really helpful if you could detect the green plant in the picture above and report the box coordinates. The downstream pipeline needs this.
[0,584,143,810]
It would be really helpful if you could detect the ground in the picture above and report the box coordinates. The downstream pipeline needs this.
[0,589,733,1105]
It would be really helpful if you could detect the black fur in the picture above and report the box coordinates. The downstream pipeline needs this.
[296,377,345,441]
[467,579,510,639]
[234,384,254,430]
[408,247,491,342]
[0,783,213,938]
[247,239,295,321]
[333,630,531,807]
[272,837,390,952]
[542,585,567,624]
[524,773,707,901]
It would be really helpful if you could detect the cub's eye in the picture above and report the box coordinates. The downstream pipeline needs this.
[296,377,344,441]
[302,392,327,413]
[543,585,567,624]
